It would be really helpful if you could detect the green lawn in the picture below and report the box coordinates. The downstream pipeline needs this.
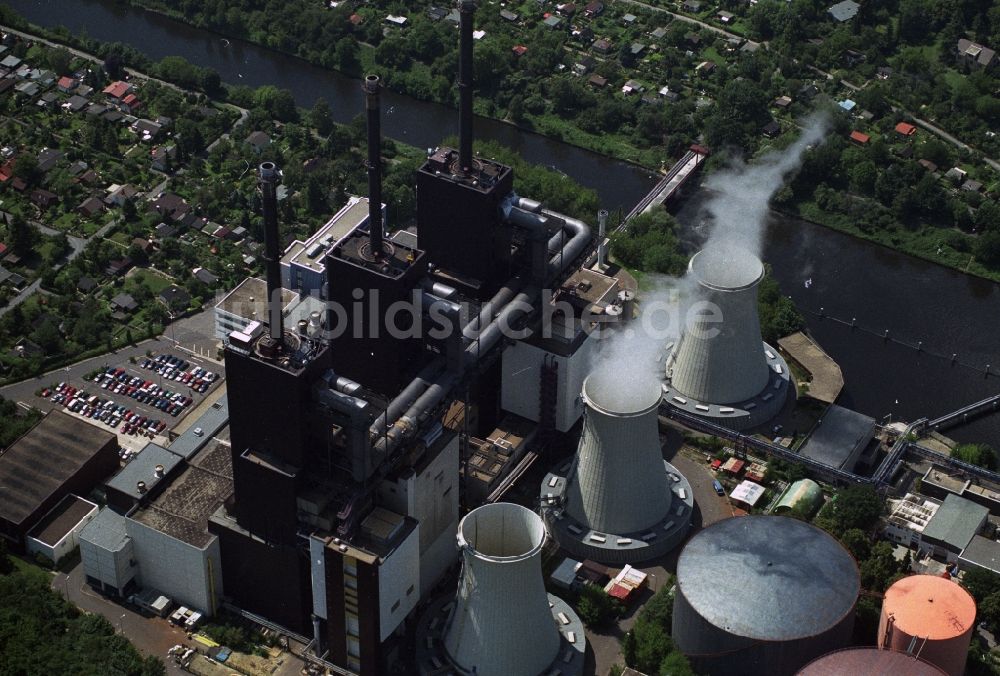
[127,268,172,293]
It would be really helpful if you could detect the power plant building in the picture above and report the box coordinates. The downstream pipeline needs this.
[663,245,791,430]
[673,515,859,676]
[878,575,976,676]
[542,369,692,563]
[204,2,601,672]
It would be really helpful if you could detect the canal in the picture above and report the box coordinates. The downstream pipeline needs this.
[7,0,1000,446]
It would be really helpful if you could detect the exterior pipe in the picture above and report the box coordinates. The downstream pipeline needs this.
[462,282,523,340]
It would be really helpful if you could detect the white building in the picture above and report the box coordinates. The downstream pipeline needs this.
[26,495,98,564]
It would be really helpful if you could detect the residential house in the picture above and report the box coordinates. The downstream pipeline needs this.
[650,27,667,40]
[36,91,59,110]
[945,167,968,183]
[621,79,644,95]
[105,257,133,277]
[571,26,594,43]
[77,169,99,186]
[160,285,191,312]
[14,81,39,98]
[101,110,123,123]
[131,238,153,255]
[838,99,857,113]
[57,76,77,93]
[29,69,56,87]
[556,3,577,17]
[588,74,608,88]
[67,161,88,178]
[592,38,612,54]
[685,32,702,48]
[917,159,938,173]
[110,293,138,314]
[682,0,702,13]
[500,8,519,22]
[131,119,162,142]
[384,14,407,27]
[151,145,177,172]
[245,130,270,153]
[119,93,140,113]
[104,184,139,208]
[695,60,716,76]
[630,42,646,57]
[0,78,15,96]
[0,55,20,69]
[154,222,177,240]
[962,179,983,193]
[843,49,866,66]
[102,80,131,99]
[426,6,448,22]
[827,0,859,22]
[77,276,97,294]
[193,267,220,287]
[78,196,104,218]
[849,131,870,145]
[658,86,679,102]
[584,1,604,18]
[895,121,917,137]
[75,84,93,98]
[773,95,792,108]
[957,39,996,69]
[543,15,564,29]
[573,56,596,75]
[36,147,64,173]
[30,188,58,209]
[64,94,88,112]
[149,192,190,222]
[876,66,893,79]
[717,10,734,23]
[622,13,637,24]
[512,45,528,57]
[761,120,781,138]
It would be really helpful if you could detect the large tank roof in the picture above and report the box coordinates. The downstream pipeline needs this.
[688,244,764,291]
[797,648,947,675]
[882,575,976,640]
[582,368,661,417]
[676,516,859,641]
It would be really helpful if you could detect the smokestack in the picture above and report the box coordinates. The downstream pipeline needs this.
[259,161,284,343]
[457,0,476,173]
[363,74,384,256]
[597,209,609,268]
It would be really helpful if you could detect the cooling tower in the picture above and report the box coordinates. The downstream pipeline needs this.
[443,503,562,676]
[663,244,791,430]
[673,515,859,676]
[878,575,976,676]
[541,369,692,564]
[797,648,947,676]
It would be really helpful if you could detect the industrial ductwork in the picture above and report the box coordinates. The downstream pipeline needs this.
[442,503,561,676]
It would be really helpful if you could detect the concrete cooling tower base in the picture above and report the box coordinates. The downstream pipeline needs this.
[541,458,694,564]
[415,592,586,675]
[662,339,791,431]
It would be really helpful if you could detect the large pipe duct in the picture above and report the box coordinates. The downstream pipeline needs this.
[363,74,384,255]
[457,0,476,173]
[443,503,561,676]
[563,369,673,534]
[258,161,283,343]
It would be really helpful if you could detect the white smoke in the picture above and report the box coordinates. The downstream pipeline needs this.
[586,117,831,399]
[701,113,830,257]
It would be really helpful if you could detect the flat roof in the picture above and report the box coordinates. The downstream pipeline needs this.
[960,535,1000,574]
[799,404,875,470]
[281,197,371,273]
[923,465,969,494]
[105,443,184,498]
[80,507,130,552]
[215,277,297,322]
[0,409,115,527]
[27,494,97,546]
[131,439,233,548]
[169,396,229,459]
[922,494,988,551]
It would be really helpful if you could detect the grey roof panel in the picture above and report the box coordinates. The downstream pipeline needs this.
[922,494,988,551]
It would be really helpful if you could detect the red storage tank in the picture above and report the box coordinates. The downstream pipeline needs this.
[878,574,976,676]
[797,647,946,675]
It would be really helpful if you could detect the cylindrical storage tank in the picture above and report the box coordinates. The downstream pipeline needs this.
[668,244,771,404]
[673,515,860,676]
[797,648,947,675]
[443,503,560,676]
[564,369,672,534]
[878,574,976,676]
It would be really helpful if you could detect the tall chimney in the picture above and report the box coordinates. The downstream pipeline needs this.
[363,74,384,256]
[259,162,284,343]
[457,0,476,173]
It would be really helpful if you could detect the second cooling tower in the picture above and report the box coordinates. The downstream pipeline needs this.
[663,244,791,430]
[541,369,692,564]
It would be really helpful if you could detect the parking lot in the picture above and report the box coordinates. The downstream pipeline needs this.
[7,345,224,444]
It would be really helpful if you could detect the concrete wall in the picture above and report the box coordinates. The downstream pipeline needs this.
[377,524,420,642]
[501,334,596,433]
[125,518,223,615]
[377,435,460,597]
[80,524,136,596]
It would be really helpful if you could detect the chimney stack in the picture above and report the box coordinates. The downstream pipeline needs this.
[258,162,284,343]
[457,0,476,173]
[363,74,384,256]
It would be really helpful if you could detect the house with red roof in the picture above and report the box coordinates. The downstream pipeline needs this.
[512,44,528,57]
[57,76,77,93]
[849,130,870,145]
[119,93,141,113]
[102,80,132,100]
[895,122,917,137]
[0,159,13,183]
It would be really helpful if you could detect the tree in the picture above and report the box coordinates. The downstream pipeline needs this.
[953,443,998,470]
[705,79,770,150]
[859,541,903,592]
[8,213,37,256]
[309,97,334,136]
[13,153,40,184]
[819,484,882,533]
[840,528,871,561]
[849,161,878,195]
[962,567,1000,603]
[976,232,1000,268]
[576,584,622,629]
[31,317,62,355]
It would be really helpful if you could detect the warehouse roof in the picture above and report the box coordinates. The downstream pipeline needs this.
[0,410,115,528]
[27,494,97,546]
[960,535,1000,575]
[676,515,859,641]
[922,494,988,552]
[799,404,874,470]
